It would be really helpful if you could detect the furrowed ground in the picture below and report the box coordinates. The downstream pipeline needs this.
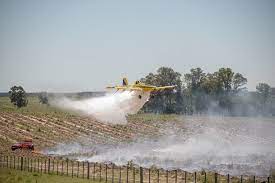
[0,96,179,155]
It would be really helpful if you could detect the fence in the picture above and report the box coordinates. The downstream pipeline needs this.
[0,156,272,183]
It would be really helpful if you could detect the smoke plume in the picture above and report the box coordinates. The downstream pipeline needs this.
[46,116,275,176]
[52,91,150,124]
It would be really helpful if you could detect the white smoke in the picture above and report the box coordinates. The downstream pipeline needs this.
[48,116,275,176]
[52,91,151,124]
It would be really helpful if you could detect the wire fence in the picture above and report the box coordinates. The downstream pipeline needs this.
[0,155,273,183]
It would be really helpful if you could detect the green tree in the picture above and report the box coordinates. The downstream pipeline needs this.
[8,86,28,108]
[215,68,247,93]
[256,83,271,113]
[217,68,234,92]
[201,73,223,95]
[215,68,247,113]
[141,67,182,113]
[232,73,247,92]
[184,68,206,91]
[184,68,208,113]
[38,92,49,105]
[184,67,248,114]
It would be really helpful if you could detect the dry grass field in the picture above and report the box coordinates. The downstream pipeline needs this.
[0,96,178,155]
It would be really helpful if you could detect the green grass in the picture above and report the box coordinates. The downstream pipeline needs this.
[0,96,77,118]
[0,168,100,183]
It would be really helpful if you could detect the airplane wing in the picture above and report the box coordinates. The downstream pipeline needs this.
[106,86,127,90]
[154,85,176,91]
[106,86,142,91]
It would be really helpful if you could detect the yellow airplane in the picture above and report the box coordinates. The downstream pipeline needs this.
[106,78,176,92]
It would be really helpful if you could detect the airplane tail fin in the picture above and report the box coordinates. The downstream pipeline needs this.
[122,78,128,86]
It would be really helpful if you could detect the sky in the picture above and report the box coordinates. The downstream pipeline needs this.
[0,0,274,92]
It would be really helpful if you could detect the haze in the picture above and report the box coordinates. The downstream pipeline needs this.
[0,0,274,92]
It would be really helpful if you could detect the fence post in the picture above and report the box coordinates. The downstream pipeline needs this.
[241,175,243,183]
[72,161,74,178]
[194,172,197,183]
[44,159,46,174]
[204,172,207,183]
[48,158,50,174]
[227,174,229,183]
[157,169,159,183]
[77,161,79,178]
[100,163,102,182]
[267,177,270,183]
[185,171,187,183]
[37,159,39,173]
[31,158,33,172]
[148,168,150,183]
[13,156,15,169]
[6,156,8,168]
[52,158,55,173]
[140,167,143,183]
[105,164,108,183]
[57,160,59,175]
[17,156,20,170]
[34,158,37,172]
[20,157,23,171]
[44,159,47,173]
[133,167,136,183]
[94,163,96,180]
[127,164,129,183]
[26,157,28,171]
[166,170,168,183]
[39,159,41,173]
[112,163,114,183]
[214,173,218,183]
[83,161,85,179]
[253,176,256,183]
[41,158,43,174]
[87,162,90,179]
[27,157,29,171]
[61,160,64,175]
[66,159,69,176]
[119,166,121,183]
[175,170,177,183]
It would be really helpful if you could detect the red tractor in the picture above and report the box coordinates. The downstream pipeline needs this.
[11,139,34,151]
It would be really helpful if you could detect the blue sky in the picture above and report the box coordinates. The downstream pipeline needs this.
[0,0,274,92]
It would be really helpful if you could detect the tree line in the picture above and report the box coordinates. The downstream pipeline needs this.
[8,66,274,116]
[140,67,274,116]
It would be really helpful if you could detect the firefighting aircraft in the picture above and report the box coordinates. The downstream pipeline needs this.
[106,78,176,92]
